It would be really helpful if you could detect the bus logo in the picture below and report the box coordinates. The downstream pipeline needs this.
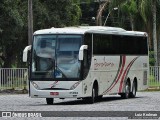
[2,112,11,117]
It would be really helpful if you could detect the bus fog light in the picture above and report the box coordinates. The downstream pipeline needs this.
[70,81,80,90]
[31,81,40,90]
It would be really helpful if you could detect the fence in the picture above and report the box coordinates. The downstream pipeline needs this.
[0,67,160,91]
[0,68,28,91]
[149,66,160,87]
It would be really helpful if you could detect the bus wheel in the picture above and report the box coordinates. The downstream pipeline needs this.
[97,95,103,101]
[121,81,130,99]
[88,87,96,104]
[46,98,54,105]
[130,81,137,98]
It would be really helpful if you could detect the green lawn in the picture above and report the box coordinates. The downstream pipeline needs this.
[149,75,160,86]
[0,77,28,90]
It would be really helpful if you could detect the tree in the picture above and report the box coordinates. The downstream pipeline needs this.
[138,0,160,66]
[108,0,160,66]
[28,0,33,45]
[0,0,82,68]
[0,0,27,68]
[34,0,81,29]
[121,0,138,30]
[157,1,160,65]
[152,0,157,65]
[96,0,110,26]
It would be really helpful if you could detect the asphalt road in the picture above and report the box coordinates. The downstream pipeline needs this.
[0,91,160,120]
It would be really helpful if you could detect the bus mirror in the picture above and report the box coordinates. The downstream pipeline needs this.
[79,45,88,60]
[23,45,31,62]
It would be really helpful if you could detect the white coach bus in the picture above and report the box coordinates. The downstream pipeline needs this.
[23,26,149,104]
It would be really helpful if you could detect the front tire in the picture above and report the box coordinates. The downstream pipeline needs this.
[84,87,96,104]
[46,98,54,105]
[83,83,98,104]
[88,87,95,104]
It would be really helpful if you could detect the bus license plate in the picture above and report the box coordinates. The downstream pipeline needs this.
[50,92,59,96]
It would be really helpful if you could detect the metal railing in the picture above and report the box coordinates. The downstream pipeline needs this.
[0,67,160,91]
[149,66,160,87]
[0,68,28,91]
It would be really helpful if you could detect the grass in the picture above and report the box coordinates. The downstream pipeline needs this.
[149,75,160,86]
[0,77,28,90]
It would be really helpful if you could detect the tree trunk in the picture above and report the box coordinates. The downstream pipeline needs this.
[152,0,157,66]
[96,3,103,26]
[130,15,134,31]
[158,32,160,65]
[28,0,33,45]
[96,0,109,26]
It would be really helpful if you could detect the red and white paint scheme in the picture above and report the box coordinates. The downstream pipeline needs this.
[23,26,149,104]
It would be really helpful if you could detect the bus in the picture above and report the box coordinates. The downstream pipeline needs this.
[23,26,149,104]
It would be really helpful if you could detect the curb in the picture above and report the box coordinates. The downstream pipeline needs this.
[0,89,28,94]
[146,87,160,91]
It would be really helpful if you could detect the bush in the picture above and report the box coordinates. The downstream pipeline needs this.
[149,51,155,66]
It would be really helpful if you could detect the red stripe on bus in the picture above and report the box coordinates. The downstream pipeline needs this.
[118,57,138,93]
[103,56,126,94]
[50,81,59,88]
[102,56,123,94]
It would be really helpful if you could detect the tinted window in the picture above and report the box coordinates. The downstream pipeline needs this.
[93,34,148,55]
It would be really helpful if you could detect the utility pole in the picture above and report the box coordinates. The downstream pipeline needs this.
[103,7,118,26]
[28,0,33,45]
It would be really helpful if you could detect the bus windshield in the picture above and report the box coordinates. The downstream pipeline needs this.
[31,35,82,80]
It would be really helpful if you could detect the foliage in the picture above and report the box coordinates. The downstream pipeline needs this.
[0,0,81,68]
[0,0,27,68]
[121,0,138,15]
[149,74,160,87]
[149,51,156,66]
[1,0,160,67]
[34,0,81,29]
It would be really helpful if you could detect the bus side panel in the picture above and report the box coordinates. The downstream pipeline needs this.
[84,55,148,96]
[105,55,149,94]
[82,56,121,97]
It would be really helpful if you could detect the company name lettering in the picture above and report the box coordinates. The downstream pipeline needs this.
[94,57,114,70]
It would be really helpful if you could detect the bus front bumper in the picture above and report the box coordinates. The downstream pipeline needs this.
[30,82,83,98]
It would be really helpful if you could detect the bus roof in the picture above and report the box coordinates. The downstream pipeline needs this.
[34,26,148,37]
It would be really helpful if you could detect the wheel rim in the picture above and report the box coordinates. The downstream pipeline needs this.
[125,83,130,97]
[132,82,136,96]
[92,88,95,103]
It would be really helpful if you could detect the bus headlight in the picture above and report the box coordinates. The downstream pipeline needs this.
[70,81,80,90]
[31,81,40,90]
